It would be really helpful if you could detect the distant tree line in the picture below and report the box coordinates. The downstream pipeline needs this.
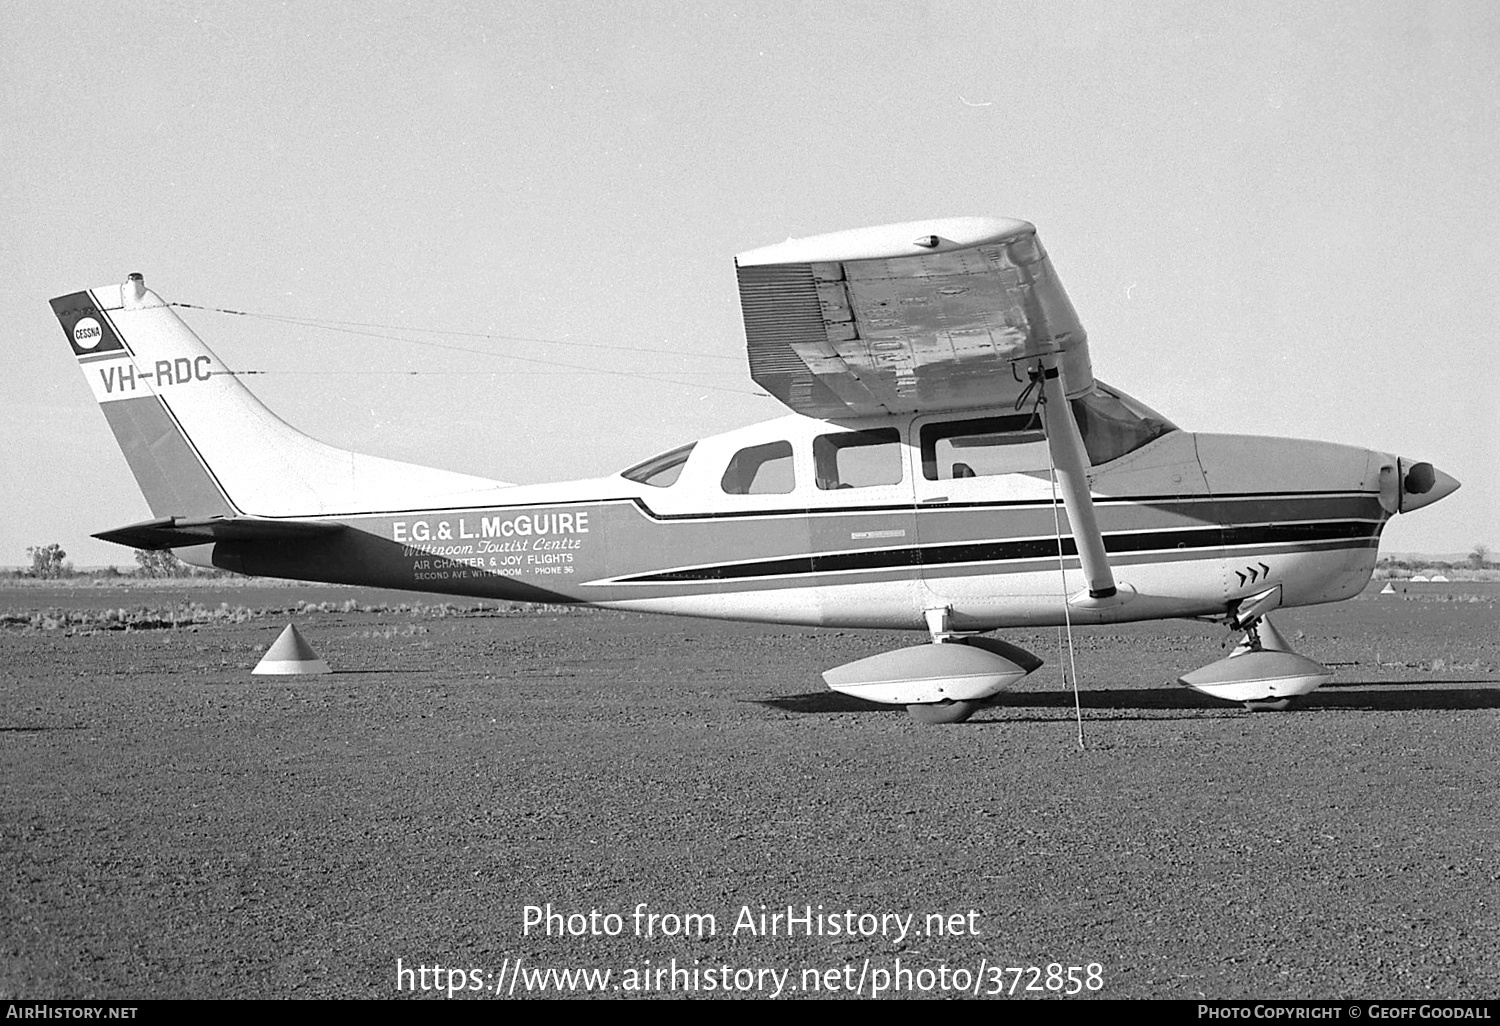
[12,543,237,578]
[1379,544,1494,573]
[24,543,73,579]
[132,549,191,578]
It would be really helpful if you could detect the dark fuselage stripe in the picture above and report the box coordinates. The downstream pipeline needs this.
[613,520,1382,583]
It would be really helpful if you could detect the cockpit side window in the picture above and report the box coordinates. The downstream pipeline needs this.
[1069,383,1176,466]
[920,415,1046,480]
[813,429,901,490]
[721,441,795,495]
[621,443,695,488]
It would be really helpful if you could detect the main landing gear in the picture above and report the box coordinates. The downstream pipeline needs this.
[904,699,982,725]
[1177,614,1333,711]
[820,607,1043,725]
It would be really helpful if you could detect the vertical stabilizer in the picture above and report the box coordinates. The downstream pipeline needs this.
[51,282,235,519]
[51,276,509,520]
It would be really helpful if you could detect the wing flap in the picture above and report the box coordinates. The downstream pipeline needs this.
[94,515,344,550]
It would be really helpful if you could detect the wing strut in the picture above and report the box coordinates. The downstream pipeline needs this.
[1035,362,1118,600]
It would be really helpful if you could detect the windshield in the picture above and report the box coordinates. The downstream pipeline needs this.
[621,443,695,487]
[1069,382,1176,465]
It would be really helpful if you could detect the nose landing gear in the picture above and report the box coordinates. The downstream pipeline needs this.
[1177,614,1333,711]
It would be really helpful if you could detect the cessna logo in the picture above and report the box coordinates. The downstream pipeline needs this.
[73,317,103,350]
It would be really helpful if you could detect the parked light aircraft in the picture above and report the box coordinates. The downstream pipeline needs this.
[51,217,1459,722]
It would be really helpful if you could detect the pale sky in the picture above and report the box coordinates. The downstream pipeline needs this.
[3,1,1496,566]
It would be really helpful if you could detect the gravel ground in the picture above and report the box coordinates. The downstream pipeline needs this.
[2,586,1497,1000]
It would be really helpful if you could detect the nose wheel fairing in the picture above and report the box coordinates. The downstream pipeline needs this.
[1177,615,1332,709]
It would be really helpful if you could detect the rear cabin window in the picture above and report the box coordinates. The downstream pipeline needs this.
[721,441,795,495]
[621,443,695,488]
[814,429,902,490]
[921,415,1046,480]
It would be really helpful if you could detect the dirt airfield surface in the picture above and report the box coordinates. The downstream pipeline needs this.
[2,580,1497,1001]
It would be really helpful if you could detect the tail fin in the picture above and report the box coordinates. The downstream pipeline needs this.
[51,275,508,520]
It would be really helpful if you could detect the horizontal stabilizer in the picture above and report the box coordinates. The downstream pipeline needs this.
[94,515,343,551]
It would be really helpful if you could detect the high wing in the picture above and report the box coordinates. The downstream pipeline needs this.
[735,217,1095,419]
